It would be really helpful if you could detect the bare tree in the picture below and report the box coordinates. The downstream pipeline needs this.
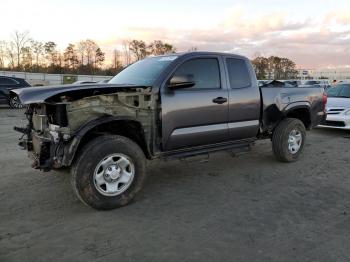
[21,46,33,70]
[252,56,269,79]
[77,41,87,66]
[0,34,184,74]
[122,40,132,66]
[11,31,30,68]
[252,55,298,80]
[148,40,176,55]
[63,43,79,70]
[44,41,57,65]
[30,40,44,66]
[94,47,105,70]
[84,39,98,66]
[0,41,7,69]
[129,40,147,61]
[6,42,16,69]
[112,49,122,70]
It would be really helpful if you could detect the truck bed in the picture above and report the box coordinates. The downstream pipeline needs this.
[260,86,325,132]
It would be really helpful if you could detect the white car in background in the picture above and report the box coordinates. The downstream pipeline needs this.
[319,83,350,130]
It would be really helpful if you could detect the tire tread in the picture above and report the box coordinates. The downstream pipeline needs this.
[272,118,306,162]
[70,135,146,210]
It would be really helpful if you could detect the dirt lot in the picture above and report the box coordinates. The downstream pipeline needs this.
[0,107,350,262]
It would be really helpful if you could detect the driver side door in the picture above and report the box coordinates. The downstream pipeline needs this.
[161,56,230,151]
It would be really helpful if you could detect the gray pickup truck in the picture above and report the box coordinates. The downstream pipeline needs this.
[12,52,327,210]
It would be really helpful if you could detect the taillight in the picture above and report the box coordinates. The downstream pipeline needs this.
[322,92,327,111]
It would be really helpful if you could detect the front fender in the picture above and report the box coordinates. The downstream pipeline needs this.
[62,115,147,166]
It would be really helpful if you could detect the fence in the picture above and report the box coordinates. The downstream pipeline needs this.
[297,69,350,80]
[3,69,350,86]
[0,71,112,86]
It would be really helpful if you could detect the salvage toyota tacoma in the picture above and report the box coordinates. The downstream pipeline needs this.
[12,52,327,210]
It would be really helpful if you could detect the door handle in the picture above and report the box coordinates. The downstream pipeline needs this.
[212,97,227,104]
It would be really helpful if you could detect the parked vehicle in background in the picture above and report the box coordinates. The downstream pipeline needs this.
[260,80,288,87]
[72,80,97,85]
[303,80,321,86]
[319,83,350,130]
[98,79,111,84]
[259,80,301,88]
[12,52,326,210]
[301,80,330,89]
[258,80,271,87]
[282,80,301,87]
[324,83,332,91]
[319,80,330,90]
[0,76,31,108]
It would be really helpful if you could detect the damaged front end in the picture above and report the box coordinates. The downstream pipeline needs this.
[13,84,154,171]
[15,103,73,171]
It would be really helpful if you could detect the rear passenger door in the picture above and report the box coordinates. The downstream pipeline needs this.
[161,56,229,150]
[225,57,261,140]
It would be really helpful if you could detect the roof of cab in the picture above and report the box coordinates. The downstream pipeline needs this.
[152,51,248,60]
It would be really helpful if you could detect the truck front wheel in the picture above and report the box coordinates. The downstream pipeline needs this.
[272,118,306,162]
[71,135,146,210]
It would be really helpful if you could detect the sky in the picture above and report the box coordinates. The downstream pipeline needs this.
[1,0,350,68]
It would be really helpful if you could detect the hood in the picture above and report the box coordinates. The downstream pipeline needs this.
[10,83,147,104]
[327,97,350,108]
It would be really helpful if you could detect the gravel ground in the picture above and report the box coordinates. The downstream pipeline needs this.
[1,107,350,262]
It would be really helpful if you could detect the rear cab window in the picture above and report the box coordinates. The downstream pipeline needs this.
[225,58,251,89]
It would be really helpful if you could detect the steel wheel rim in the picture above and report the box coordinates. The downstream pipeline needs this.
[288,129,302,154]
[93,153,135,196]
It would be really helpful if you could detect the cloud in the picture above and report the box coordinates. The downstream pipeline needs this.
[99,7,350,69]
[219,10,310,37]
[325,10,350,25]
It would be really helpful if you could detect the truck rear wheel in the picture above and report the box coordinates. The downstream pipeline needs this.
[272,118,306,162]
[71,135,146,210]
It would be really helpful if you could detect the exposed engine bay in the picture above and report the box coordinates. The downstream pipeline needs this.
[13,85,155,171]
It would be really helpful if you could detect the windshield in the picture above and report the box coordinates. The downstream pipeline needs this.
[327,84,350,98]
[109,56,178,86]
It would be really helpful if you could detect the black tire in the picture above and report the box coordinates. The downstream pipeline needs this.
[71,135,146,210]
[272,118,306,162]
[9,96,23,109]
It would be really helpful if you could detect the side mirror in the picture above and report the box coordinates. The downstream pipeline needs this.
[168,74,195,89]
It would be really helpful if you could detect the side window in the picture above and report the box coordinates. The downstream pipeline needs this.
[0,77,18,86]
[226,58,251,89]
[173,58,221,89]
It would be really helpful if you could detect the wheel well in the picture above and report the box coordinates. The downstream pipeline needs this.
[75,120,150,161]
[286,108,311,129]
